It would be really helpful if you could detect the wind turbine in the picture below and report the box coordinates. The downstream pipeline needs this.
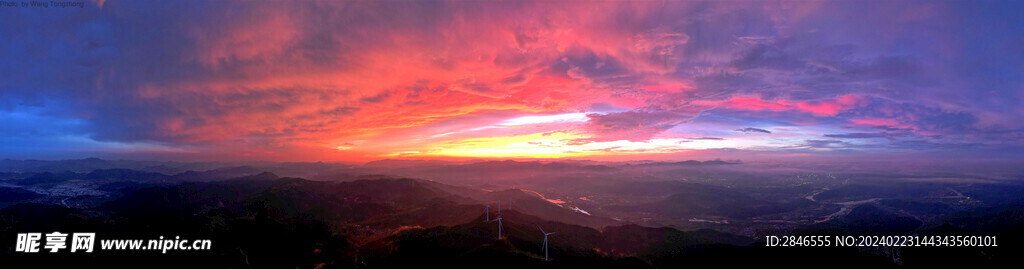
[485,204,491,222]
[491,217,504,240]
[538,225,555,261]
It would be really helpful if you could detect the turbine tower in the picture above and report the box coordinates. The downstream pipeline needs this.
[491,217,504,240]
[485,204,491,222]
[538,225,555,261]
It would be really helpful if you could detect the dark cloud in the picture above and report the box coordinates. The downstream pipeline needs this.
[735,127,771,134]
[730,42,804,71]
[844,97,986,137]
[584,110,693,142]
[361,91,393,103]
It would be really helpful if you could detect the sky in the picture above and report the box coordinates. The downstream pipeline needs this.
[1,0,1023,162]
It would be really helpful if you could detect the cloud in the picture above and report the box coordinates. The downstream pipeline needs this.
[735,127,772,134]
[2,0,1023,160]
[583,109,696,142]
[690,137,725,140]
[694,95,866,117]
[823,132,904,139]
[801,139,848,148]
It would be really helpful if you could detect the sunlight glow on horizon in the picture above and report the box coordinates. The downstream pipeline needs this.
[398,131,750,159]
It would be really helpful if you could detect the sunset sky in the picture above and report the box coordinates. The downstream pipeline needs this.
[2,0,1023,162]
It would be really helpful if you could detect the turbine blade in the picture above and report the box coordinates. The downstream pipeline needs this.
[537,225,545,234]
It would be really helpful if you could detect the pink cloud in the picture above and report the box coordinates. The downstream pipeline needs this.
[794,95,865,116]
[695,95,865,117]
[850,117,900,127]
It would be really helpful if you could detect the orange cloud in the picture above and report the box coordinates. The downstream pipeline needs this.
[131,1,703,160]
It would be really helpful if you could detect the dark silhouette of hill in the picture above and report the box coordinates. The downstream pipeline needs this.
[360,210,644,268]
[599,224,753,255]
[636,183,814,218]
[424,160,620,174]
[91,173,613,233]
[0,158,353,180]
[245,177,480,230]
[85,168,172,182]
[362,159,454,168]
[631,160,739,168]
[358,160,622,185]
[359,209,902,269]
[0,187,41,203]
[169,166,267,182]
[12,167,274,186]
[1,202,354,268]
[1,164,1022,268]
[139,164,184,175]
[14,171,81,185]
[27,157,116,172]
